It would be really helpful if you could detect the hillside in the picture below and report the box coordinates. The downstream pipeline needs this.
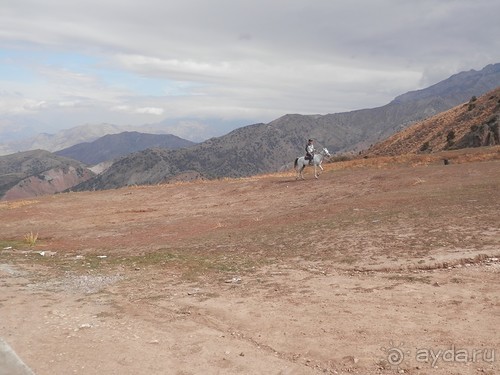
[367,87,500,156]
[54,131,196,165]
[0,150,95,200]
[75,64,500,191]
[1,152,499,374]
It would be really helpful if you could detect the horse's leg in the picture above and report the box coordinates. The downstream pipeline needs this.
[314,165,318,179]
[300,165,305,180]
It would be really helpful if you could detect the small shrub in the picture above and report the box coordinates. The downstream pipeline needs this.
[330,154,353,163]
[23,231,39,247]
[420,141,430,152]
[446,130,455,148]
[446,130,455,142]
[486,115,498,125]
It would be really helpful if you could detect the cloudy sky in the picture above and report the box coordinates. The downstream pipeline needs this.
[1,0,499,140]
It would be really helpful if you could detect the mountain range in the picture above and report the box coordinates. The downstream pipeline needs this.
[0,118,247,156]
[54,131,196,165]
[75,63,500,191]
[1,63,500,199]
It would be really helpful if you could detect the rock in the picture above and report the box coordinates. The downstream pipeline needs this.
[225,277,241,284]
[38,251,56,257]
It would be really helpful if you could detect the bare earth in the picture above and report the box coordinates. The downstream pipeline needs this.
[1,153,499,375]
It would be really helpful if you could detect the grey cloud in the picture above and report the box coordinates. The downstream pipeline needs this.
[0,0,499,135]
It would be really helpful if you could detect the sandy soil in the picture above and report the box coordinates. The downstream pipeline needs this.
[0,155,499,374]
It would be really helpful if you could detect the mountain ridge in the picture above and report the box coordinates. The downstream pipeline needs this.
[54,131,196,165]
[366,87,500,156]
[0,150,95,200]
[74,63,500,191]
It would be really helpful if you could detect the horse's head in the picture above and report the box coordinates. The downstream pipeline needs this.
[322,148,331,157]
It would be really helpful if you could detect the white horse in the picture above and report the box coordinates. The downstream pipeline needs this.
[294,148,331,180]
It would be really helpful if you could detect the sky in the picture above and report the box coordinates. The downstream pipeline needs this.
[1,0,500,141]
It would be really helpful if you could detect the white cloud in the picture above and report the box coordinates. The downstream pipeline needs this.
[110,105,164,116]
[135,107,164,115]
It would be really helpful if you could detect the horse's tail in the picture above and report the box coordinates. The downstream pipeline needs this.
[294,157,299,169]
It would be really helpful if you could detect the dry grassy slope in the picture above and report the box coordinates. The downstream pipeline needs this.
[367,87,500,156]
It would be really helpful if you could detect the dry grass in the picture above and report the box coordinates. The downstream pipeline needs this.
[325,145,500,172]
[0,199,39,210]
[23,231,39,247]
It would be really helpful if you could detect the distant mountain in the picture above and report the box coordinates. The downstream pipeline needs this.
[366,87,500,156]
[0,150,95,200]
[1,123,126,155]
[75,63,500,191]
[0,117,249,156]
[54,131,196,165]
[392,63,500,105]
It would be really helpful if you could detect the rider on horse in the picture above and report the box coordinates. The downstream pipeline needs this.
[305,139,315,165]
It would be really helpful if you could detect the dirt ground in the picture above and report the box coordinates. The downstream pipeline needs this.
[0,153,499,374]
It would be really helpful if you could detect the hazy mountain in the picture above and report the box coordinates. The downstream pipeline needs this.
[74,63,500,191]
[0,117,250,156]
[366,87,500,156]
[1,123,125,155]
[0,150,95,200]
[54,131,196,165]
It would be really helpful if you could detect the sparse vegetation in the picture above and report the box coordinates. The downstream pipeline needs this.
[468,95,478,110]
[419,141,430,152]
[446,130,455,148]
[368,88,500,156]
[330,154,353,163]
[23,231,39,247]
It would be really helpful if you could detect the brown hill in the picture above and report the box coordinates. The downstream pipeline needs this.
[0,150,95,201]
[367,87,500,156]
